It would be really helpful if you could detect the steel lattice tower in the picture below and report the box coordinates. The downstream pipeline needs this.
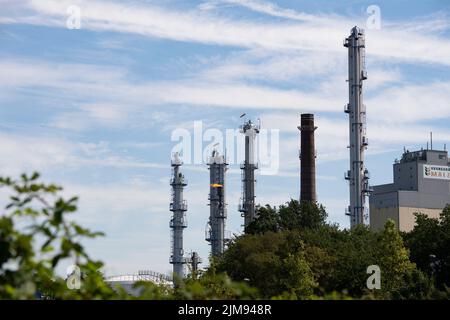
[169,152,187,280]
[344,26,371,227]
[239,120,260,230]
[206,150,228,257]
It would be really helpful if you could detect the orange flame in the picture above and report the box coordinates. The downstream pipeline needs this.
[210,183,223,188]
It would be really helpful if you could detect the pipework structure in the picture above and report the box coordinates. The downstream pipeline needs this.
[206,150,228,257]
[169,152,188,280]
[187,251,202,276]
[239,119,260,229]
[344,26,371,227]
[298,114,317,203]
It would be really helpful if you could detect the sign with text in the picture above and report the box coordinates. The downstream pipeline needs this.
[423,165,450,180]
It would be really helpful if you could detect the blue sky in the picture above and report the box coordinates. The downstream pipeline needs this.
[1,0,450,277]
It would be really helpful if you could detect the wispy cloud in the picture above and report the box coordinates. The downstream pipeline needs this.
[2,57,449,129]
[0,132,166,176]
[201,0,320,22]
[3,0,450,66]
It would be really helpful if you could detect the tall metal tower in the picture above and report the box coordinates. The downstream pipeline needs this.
[298,114,317,203]
[169,152,187,279]
[206,150,228,257]
[344,26,371,227]
[239,119,260,229]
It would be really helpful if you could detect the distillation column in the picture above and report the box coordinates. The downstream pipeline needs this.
[344,26,371,227]
[239,120,260,229]
[298,114,317,203]
[189,252,201,274]
[169,152,187,279]
[206,150,228,257]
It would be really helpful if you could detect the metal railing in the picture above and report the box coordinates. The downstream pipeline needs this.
[169,200,187,211]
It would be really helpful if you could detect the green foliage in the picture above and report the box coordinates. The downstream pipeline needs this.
[245,205,279,234]
[2,173,448,300]
[279,200,327,231]
[0,173,259,300]
[376,220,415,294]
[0,173,121,299]
[404,205,450,290]
[246,200,327,235]
[321,225,378,297]
[220,202,446,300]
[218,231,317,299]
[174,272,258,300]
[390,268,433,300]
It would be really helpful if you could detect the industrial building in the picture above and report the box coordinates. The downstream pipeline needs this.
[370,148,450,232]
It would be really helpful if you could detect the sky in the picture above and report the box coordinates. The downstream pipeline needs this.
[1,0,450,277]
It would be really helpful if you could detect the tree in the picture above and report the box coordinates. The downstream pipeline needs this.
[218,231,317,299]
[2,173,444,300]
[0,173,259,300]
[246,200,327,235]
[404,206,450,290]
[375,219,416,296]
[246,205,279,235]
[322,224,378,297]
[0,173,121,299]
[279,200,327,231]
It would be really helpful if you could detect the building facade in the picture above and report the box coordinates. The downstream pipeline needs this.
[370,149,450,232]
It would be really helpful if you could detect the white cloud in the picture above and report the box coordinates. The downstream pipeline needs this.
[368,82,450,123]
[51,104,131,131]
[261,112,450,165]
[2,0,450,66]
[0,132,166,176]
[0,58,339,112]
[200,50,346,83]
[2,57,450,131]
[203,0,320,22]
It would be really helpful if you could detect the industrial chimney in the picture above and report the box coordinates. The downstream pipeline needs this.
[169,152,187,280]
[239,119,260,230]
[206,150,228,257]
[344,26,371,227]
[298,113,317,202]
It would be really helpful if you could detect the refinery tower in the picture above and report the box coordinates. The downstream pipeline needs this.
[169,152,187,279]
[206,150,229,257]
[344,26,371,227]
[239,119,260,230]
